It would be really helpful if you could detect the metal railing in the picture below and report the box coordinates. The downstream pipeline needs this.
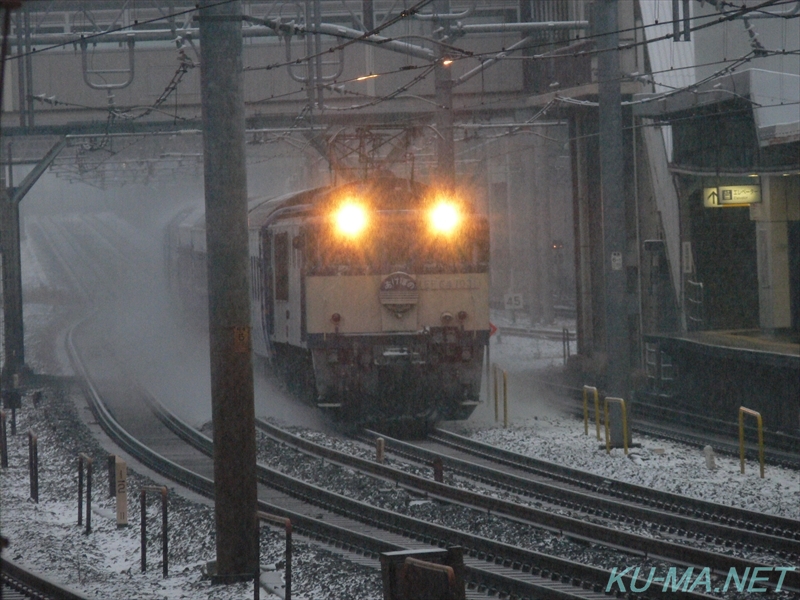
[686,279,705,330]
[645,343,658,381]
[644,343,676,391]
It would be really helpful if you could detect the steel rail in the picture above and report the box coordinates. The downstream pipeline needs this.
[427,428,800,540]
[144,387,640,599]
[533,377,800,467]
[248,420,800,579]
[628,393,800,462]
[38,214,723,599]
[358,429,800,557]
[0,557,89,600]
[66,330,622,599]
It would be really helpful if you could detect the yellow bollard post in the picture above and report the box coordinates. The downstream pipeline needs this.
[493,364,499,422]
[502,369,508,429]
[738,407,764,478]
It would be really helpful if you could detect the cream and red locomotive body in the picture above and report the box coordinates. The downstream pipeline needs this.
[168,175,490,426]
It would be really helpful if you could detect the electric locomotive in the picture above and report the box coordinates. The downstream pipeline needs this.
[169,175,490,426]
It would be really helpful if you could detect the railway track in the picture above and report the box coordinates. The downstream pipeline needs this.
[69,319,689,599]
[497,326,576,342]
[248,421,800,588]
[626,397,800,465]
[25,211,663,599]
[1,557,89,600]
[21,214,797,599]
[519,370,800,469]
[577,392,800,469]
[367,429,800,555]
[499,330,800,469]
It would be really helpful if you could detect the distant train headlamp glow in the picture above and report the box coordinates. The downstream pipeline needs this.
[429,201,461,235]
[334,202,368,237]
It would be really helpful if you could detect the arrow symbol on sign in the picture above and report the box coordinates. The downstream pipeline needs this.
[707,189,718,204]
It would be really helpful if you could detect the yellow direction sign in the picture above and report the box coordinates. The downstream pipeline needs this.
[703,185,761,207]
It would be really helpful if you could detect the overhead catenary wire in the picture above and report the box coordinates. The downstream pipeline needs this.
[7,0,798,118]
[5,0,795,68]
[26,45,797,128]
[7,0,798,146]
[238,0,795,75]
[447,0,795,67]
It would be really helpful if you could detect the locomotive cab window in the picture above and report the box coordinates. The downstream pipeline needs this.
[274,232,289,301]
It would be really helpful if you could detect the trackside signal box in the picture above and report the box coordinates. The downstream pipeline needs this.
[380,547,465,600]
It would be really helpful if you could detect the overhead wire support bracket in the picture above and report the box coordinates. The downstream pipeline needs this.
[452,21,589,34]
[80,33,135,90]
[244,14,435,62]
[413,1,476,20]
[283,27,344,85]
[672,0,691,41]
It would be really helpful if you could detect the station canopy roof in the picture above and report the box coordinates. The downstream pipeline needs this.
[633,68,800,148]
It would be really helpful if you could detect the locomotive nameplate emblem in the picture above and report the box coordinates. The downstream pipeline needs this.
[418,277,479,290]
[379,272,418,316]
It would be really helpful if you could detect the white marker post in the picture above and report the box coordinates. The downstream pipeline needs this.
[115,457,128,527]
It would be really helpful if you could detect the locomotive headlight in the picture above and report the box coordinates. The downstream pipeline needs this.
[334,202,368,237]
[429,201,461,235]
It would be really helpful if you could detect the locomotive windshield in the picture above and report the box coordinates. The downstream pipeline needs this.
[302,212,489,276]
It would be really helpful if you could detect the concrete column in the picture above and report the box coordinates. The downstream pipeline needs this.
[508,137,531,317]
[533,134,554,325]
[363,1,376,97]
[596,0,630,395]
[570,113,596,356]
[489,143,511,305]
[751,176,798,330]
[433,0,455,189]
[198,0,258,579]
[0,188,24,383]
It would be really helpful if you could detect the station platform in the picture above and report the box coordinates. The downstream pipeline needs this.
[642,329,799,435]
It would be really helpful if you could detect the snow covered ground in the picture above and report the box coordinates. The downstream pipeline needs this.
[1,384,382,600]
[4,323,798,599]
[459,318,800,522]
[2,216,370,599]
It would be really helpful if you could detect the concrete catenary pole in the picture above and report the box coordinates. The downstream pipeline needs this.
[596,0,630,396]
[198,0,258,579]
[433,0,455,189]
[1,138,66,387]
[0,184,24,384]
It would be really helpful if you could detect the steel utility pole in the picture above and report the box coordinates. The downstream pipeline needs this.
[198,0,258,580]
[0,180,24,383]
[433,0,455,189]
[596,0,629,396]
[0,138,65,389]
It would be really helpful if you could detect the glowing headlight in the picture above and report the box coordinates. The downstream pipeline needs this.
[334,202,368,237]
[429,201,461,235]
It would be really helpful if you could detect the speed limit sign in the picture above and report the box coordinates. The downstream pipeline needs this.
[504,293,523,310]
